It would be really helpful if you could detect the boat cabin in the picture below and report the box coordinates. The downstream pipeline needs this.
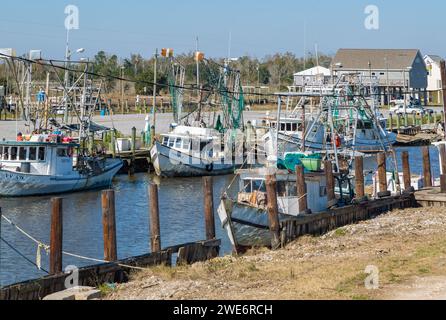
[270,118,303,134]
[236,168,328,216]
[0,141,79,176]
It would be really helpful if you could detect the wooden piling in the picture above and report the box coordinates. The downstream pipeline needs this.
[266,175,281,249]
[203,177,216,241]
[50,198,63,275]
[296,165,308,212]
[389,113,393,131]
[377,153,387,193]
[324,161,336,205]
[439,145,446,193]
[402,151,412,191]
[440,144,446,175]
[149,184,161,253]
[111,130,116,159]
[355,156,365,199]
[102,190,117,262]
[131,127,137,156]
[423,147,433,188]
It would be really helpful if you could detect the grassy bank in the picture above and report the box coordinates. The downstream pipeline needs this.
[107,207,446,300]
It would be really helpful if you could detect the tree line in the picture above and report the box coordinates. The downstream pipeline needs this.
[0,51,332,95]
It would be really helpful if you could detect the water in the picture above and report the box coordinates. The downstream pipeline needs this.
[0,146,441,287]
[0,174,235,287]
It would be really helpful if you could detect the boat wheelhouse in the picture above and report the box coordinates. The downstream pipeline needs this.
[0,138,123,197]
[218,167,329,249]
[150,125,239,177]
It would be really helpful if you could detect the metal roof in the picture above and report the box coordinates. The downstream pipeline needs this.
[332,49,421,70]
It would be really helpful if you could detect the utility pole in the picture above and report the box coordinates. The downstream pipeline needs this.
[152,49,158,129]
[196,36,200,94]
[63,29,70,123]
[441,60,446,141]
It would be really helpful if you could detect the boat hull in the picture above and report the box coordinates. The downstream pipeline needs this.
[150,142,237,178]
[218,199,290,249]
[0,159,123,197]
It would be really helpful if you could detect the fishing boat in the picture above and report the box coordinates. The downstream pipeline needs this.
[150,52,246,177]
[218,167,328,249]
[150,125,239,177]
[0,136,122,197]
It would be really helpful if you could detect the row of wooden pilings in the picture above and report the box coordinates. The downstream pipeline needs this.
[388,111,444,131]
[264,146,446,249]
[48,177,216,275]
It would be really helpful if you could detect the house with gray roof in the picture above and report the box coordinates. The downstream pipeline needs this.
[332,49,428,105]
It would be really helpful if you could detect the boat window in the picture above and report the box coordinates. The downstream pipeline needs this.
[175,138,182,149]
[10,147,18,161]
[0,146,3,160]
[19,147,27,161]
[57,148,69,157]
[182,139,191,151]
[271,122,277,129]
[168,138,175,148]
[162,137,169,146]
[286,123,292,132]
[200,141,208,152]
[292,123,298,132]
[280,123,286,131]
[2,147,9,161]
[38,147,45,161]
[29,147,37,161]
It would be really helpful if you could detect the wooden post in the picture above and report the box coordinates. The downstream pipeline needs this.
[389,113,393,132]
[441,175,446,194]
[266,175,281,249]
[102,190,117,262]
[149,184,161,253]
[423,146,433,188]
[131,127,137,155]
[203,177,216,240]
[50,198,63,275]
[355,156,365,199]
[441,60,446,140]
[402,151,412,191]
[440,144,446,175]
[111,130,116,158]
[377,152,388,193]
[324,161,336,205]
[296,165,308,212]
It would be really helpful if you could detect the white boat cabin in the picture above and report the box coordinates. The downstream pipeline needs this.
[0,141,78,176]
[236,168,328,216]
[160,125,224,158]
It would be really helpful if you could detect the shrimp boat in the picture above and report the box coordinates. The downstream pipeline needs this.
[150,52,245,177]
[0,135,123,197]
[218,167,329,249]
[150,125,239,177]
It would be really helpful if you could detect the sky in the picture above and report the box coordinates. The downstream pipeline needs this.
[0,0,444,60]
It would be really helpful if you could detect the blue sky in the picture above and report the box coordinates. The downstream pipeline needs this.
[0,0,444,60]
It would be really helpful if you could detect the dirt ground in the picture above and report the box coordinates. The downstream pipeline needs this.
[107,207,446,300]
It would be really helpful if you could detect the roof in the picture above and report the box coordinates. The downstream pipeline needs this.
[294,66,331,76]
[332,49,421,70]
[425,55,443,65]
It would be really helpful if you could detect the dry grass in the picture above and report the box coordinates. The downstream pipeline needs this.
[107,207,446,300]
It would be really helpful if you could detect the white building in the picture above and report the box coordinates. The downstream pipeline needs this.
[293,66,331,87]
[424,55,443,105]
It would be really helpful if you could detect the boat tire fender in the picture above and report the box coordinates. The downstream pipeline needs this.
[206,163,214,172]
[377,191,392,198]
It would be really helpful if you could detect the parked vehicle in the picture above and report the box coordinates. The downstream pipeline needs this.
[389,104,433,115]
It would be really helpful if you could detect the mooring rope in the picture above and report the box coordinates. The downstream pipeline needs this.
[0,236,49,275]
[0,214,155,273]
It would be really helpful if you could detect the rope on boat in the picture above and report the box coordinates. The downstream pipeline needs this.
[0,214,155,273]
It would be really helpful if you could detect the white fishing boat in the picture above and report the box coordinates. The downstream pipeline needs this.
[0,137,123,197]
[150,125,239,177]
[218,167,328,249]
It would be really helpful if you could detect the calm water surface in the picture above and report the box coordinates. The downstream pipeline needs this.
[0,146,441,287]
